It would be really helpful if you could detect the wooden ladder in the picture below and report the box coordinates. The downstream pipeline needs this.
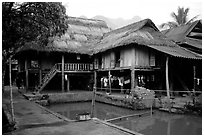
[35,64,58,93]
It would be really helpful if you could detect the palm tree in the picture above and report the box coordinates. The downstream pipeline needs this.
[160,7,199,29]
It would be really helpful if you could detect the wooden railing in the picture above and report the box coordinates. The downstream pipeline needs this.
[56,63,93,71]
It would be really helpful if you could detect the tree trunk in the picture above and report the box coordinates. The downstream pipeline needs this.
[61,55,64,92]
[2,58,8,93]
[2,65,6,93]
[9,58,15,122]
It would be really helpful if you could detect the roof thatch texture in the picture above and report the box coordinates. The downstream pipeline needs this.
[91,19,201,59]
[17,17,201,60]
[161,20,202,49]
[17,16,111,54]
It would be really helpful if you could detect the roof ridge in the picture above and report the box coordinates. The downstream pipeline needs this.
[103,19,156,36]
[68,16,108,24]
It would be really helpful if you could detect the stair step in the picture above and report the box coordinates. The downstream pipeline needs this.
[35,67,57,93]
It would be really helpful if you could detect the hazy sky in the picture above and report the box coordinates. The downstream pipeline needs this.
[63,0,202,26]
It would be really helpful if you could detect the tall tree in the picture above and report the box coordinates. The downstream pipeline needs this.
[160,6,199,29]
[2,2,68,91]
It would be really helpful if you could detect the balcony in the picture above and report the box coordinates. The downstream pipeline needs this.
[56,63,93,72]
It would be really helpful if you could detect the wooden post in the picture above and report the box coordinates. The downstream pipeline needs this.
[25,59,29,91]
[9,58,15,122]
[166,57,170,98]
[166,56,171,112]
[193,66,196,91]
[39,69,42,84]
[193,66,196,104]
[91,71,97,118]
[108,70,111,94]
[67,76,70,92]
[39,60,42,85]
[167,120,171,135]
[62,55,65,92]
[131,68,135,92]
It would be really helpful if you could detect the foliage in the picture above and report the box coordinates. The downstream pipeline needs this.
[2,2,68,93]
[160,7,199,29]
[2,2,68,59]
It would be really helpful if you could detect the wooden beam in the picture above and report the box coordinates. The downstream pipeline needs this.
[131,68,135,91]
[166,56,170,98]
[106,111,154,122]
[39,69,42,85]
[25,59,29,91]
[166,56,171,112]
[193,66,196,91]
[91,71,97,118]
[39,59,42,85]
[108,70,111,94]
[62,55,65,92]
[94,71,97,89]
[67,75,70,92]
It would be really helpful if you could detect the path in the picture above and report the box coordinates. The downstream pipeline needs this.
[2,86,139,135]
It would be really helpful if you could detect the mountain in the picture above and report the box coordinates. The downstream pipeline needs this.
[90,15,116,29]
[93,15,142,29]
[79,15,88,19]
[79,15,142,30]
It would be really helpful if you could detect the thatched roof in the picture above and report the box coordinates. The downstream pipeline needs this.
[17,17,201,60]
[17,16,111,54]
[161,20,202,50]
[90,19,201,59]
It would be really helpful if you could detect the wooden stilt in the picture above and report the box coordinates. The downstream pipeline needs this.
[108,70,111,94]
[91,71,97,118]
[193,66,196,91]
[166,56,170,98]
[166,56,171,112]
[131,68,135,92]
[39,60,42,85]
[25,59,29,91]
[67,76,70,92]
[62,55,64,92]
[193,66,196,104]
[39,69,42,85]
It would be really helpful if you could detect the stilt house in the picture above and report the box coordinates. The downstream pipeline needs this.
[15,17,201,94]
[91,19,201,93]
[162,20,202,91]
[15,17,110,92]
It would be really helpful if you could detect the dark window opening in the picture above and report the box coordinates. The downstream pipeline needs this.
[98,55,102,69]
[115,51,120,67]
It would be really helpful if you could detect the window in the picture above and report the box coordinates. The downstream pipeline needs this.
[94,58,99,69]
[115,51,120,67]
[149,52,155,66]
[98,55,102,69]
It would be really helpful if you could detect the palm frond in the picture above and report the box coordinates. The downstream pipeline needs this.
[163,6,193,28]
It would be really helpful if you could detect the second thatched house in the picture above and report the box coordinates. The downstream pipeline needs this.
[162,20,202,54]
[91,19,201,93]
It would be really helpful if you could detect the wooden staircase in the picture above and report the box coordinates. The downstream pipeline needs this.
[35,64,58,93]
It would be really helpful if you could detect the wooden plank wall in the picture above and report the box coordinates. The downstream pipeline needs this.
[121,47,135,67]
[104,52,111,68]
[100,46,152,69]
[135,46,150,66]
